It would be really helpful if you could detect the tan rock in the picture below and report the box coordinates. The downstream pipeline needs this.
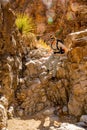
[43,117,50,127]
[72,83,86,96]
[68,47,83,63]
[0,104,7,130]
[68,96,84,116]
[56,67,66,79]
[25,60,38,76]
[36,103,44,112]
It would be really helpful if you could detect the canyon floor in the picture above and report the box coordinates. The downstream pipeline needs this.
[8,110,78,130]
[8,118,42,130]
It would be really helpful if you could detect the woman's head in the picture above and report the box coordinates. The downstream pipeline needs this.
[47,34,56,45]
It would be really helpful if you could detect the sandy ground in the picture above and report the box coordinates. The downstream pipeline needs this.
[8,118,42,130]
[7,108,78,130]
[7,115,77,130]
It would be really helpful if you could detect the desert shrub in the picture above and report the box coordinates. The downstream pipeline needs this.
[37,39,50,50]
[15,13,35,35]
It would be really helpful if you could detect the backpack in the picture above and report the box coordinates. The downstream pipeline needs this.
[51,39,65,54]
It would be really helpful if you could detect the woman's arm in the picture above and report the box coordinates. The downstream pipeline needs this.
[58,42,68,53]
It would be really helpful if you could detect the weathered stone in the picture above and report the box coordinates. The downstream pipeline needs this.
[49,126,56,130]
[0,96,8,109]
[80,115,87,123]
[56,67,66,79]
[16,108,24,117]
[76,122,87,128]
[0,104,7,130]
[41,96,47,102]
[62,106,68,115]
[16,88,27,102]
[7,106,14,119]
[68,96,84,116]
[40,65,47,73]
[43,117,50,127]
[73,83,86,97]
[57,123,85,130]
[83,46,87,58]
[42,107,55,116]
[25,60,38,77]
[36,103,44,112]
[56,81,68,104]
[65,29,87,48]
[67,47,83,63]
[30,78,41,91]
[39,75,49,84]
[39,72,47,79]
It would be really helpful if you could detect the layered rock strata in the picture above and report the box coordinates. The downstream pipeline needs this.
[0,1,22,129]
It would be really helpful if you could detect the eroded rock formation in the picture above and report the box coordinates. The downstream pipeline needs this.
[14,30,87,118]
[0,1,23,129]
[0,0,87,130]
[66,29,87,116]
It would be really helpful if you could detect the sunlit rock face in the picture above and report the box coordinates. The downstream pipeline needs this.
[65,29,87,116]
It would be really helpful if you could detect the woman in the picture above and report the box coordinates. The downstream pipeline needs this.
[46,35,68,78]
[49,35,68,54]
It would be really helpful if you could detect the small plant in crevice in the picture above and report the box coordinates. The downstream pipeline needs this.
[15,13,35,35]
[36,39,51,50]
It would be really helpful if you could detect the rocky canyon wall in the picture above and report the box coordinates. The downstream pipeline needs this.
[12,0,87,118]
[11,0,87,40]
[0,2,23,129]
[15,29,87,117]
[0,0,87,130]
